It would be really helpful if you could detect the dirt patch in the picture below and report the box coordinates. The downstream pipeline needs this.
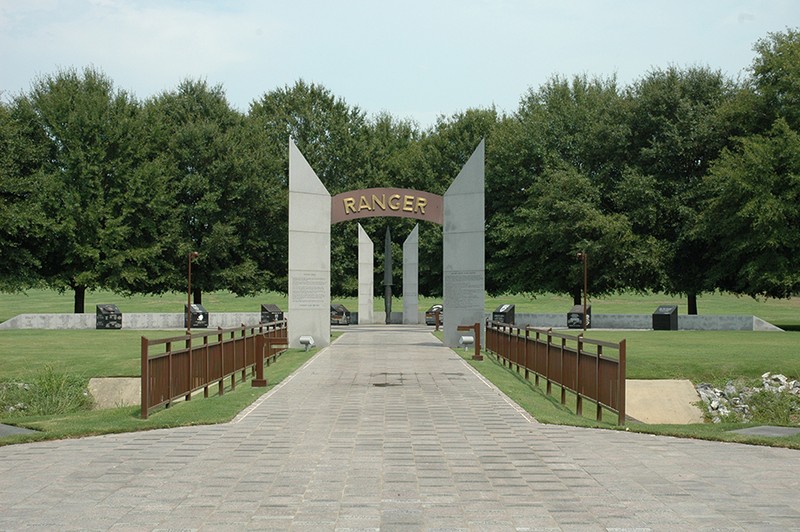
[626,379,704,424]
[88,378,140,409]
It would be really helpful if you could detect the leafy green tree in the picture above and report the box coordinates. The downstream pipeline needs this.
[0,98,51,290]
[143,79,273,303]
[700,119,800,298]
[493,164,660,302]
[17,67,144,312]
[697,30,800,300]
[354,113,425,296]
[626,66,735,313]
[490,75,646,300]
[750,28,800,131]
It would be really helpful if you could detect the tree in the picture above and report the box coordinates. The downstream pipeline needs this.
[143,79,271,303]
[0,98,51,290]
[700,120,800,298]
[354,112,425,296]
[750,28,800,132]
[18,67,143,312]
[697,29,800,299]
[489,75,644,298]
[492,164,660,302]
[626,66,735,313]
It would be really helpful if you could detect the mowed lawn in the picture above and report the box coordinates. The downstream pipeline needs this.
[1,289,798,448]
[1,289,798,384]
[0,329,162,378]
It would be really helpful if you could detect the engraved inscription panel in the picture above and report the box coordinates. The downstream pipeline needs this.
[290,273,328,310]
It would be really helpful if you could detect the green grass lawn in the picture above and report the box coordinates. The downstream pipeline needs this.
[3,289,799,449]
[583,330,800,383]
[0,329,158,378]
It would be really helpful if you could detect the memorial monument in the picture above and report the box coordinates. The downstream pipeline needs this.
[288,139,484,348]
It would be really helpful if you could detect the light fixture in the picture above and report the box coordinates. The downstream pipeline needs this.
[459,335,475,352]
[299,335,315,352]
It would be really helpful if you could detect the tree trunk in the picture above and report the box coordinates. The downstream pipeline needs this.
[74,285,86,314]
[193,287,202,305]
[572,288,581,306]
[687,292,698,315]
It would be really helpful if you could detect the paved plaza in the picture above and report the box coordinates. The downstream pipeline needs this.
[1,325,799,531]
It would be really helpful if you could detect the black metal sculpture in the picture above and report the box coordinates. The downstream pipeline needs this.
[383,226,393,324]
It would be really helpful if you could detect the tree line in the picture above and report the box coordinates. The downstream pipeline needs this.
[1,29,799,314]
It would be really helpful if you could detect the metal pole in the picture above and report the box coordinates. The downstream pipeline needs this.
[577,251,587,334]
[583,252,588,334]
[187,251,198,333]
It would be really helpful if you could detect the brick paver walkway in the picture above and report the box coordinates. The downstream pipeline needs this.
[1,325,799,530]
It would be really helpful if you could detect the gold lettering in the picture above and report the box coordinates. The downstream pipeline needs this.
[388,194,401,210]
[372,194,386,211]
[403,195,414,212]
[358,195,372,211]
[343,197,356,214]
[415,196,427,214]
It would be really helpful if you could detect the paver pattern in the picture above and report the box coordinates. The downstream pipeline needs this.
[1,325,799,531]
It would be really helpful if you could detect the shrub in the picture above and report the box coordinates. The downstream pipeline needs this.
[0,366,93,417]
[748,389,800,425]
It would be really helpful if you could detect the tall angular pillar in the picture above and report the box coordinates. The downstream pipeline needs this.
[443,141,485,347]
[288,140,331,348]
[357,224,374,325]
[403,225,419,324]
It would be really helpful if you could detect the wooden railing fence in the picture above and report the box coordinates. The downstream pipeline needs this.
[140,320,288,419]
[484,320,627,425]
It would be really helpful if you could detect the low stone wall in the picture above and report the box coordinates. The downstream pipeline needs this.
[0,311,782,331]
[0,312,263,330]
[488,313,782,331]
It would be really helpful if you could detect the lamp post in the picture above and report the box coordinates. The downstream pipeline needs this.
[187,251,199,333]
[577,251,588,334]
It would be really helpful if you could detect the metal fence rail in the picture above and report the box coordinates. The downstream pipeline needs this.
[485,320,626,425]
[140,321,288,419]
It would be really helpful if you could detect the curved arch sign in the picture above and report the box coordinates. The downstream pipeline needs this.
[331,188,443,225]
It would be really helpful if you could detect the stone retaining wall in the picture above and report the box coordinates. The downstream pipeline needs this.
[0,311,782,331]
[491,313,782,332]
[0,312,263,330]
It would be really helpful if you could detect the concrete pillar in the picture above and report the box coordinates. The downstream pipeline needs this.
[403,225,419,324]
[288,140,331,348]
[443,141,485,347]
[358,224,374,325]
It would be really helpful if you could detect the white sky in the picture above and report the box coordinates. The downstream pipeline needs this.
[1,0,798,128]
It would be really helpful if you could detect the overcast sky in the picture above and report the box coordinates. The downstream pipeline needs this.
[1,0,798,128]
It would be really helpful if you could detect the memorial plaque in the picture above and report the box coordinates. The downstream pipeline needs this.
[445,271,484,309]
[290,273,328,310]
